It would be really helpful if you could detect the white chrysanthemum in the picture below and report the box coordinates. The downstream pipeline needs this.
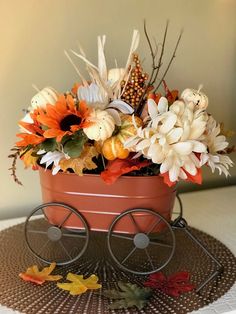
[125,97,207,183]
[38,151,70,175]
[200,116,233,176]
[169,100,208,141]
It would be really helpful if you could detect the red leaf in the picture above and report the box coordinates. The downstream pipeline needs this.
[144,271,195,297]
[100,157,151,184]
[161,167,202,187]
[184,168,202,185]
[160,172,176,187]
[163,80,179,104]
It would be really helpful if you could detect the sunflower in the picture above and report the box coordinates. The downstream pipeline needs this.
[16,108,45,147]
[37,94,92,142]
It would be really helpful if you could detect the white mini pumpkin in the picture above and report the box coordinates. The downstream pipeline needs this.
[108,68,126,86]
[83,109,115,141]
[31,87,59,109]
[181,88,208,110]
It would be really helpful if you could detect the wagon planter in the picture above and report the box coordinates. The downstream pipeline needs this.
[25,167,178,275]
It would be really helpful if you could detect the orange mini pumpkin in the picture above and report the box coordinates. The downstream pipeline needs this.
[102,115,143,160]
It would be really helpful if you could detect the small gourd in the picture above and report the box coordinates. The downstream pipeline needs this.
[31,87,59,109]
[102,137,130,160]
[181,88,208,109]
[102,114,143,160]
[83,109,115,141]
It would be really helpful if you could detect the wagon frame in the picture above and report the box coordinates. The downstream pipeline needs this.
[24,168,223,292]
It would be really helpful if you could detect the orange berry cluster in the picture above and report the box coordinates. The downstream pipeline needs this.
[121,54,148,108]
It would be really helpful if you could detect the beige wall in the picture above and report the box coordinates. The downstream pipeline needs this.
[0,0,235,219]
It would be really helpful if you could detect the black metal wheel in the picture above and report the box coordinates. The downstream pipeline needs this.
[107,208,175,275]
[24,202,89,265]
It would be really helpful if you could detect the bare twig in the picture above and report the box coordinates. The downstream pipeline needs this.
[150,20,169,86]
[135,21,157,115]
[144,20,156,69]
[136,20,170,116]
[8,148,23,185]
[154,29,183,93]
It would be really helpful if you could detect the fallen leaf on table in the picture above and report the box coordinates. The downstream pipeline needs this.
[144,271,195,297]
[57,273,102,295]
[103,282,152,310]
[19,262,62,285]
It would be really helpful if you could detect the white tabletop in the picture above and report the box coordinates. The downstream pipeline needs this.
[0,186,235,314]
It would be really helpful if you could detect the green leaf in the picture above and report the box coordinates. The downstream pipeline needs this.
[40,139,57,152]
[63,132,87,158]
[103,282,152,310]
[109,298,149,310]
[61,134,72,146]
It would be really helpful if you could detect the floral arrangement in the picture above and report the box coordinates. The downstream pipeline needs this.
[10,23,234,187]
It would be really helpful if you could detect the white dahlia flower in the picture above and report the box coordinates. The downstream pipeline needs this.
[200,116,233,176]
[125,97,207,183]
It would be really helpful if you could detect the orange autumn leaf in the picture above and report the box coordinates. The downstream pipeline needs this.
[101,157,151,184]
[163,80,179,104]
[60,145,98,175]
[19,262,62,285]
[71,82,81,95]
[148,92,162,104]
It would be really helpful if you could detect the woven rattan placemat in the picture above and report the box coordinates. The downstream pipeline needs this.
[0,222,235,314]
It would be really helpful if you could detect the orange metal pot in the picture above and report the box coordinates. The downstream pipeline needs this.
[39,167,176,234]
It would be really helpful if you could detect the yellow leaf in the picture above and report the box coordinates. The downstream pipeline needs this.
[57,282,88,295]
[57,272,102,295]
[220,123,235,138]
[21,148,38,169]
[60,144,98,175]
[19,262,62,285]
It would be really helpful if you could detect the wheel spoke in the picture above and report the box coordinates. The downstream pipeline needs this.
[38,239,50,256]
[62,232,86,239]
[59,240,72,259]
[149,241,172,248]
[27,230,48,235]
[121,247,136,265]
[147,218,161,235]
[111,234,133,241]
[58,211,73,228]
[145,248,155,270]
[128,214,140,233]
